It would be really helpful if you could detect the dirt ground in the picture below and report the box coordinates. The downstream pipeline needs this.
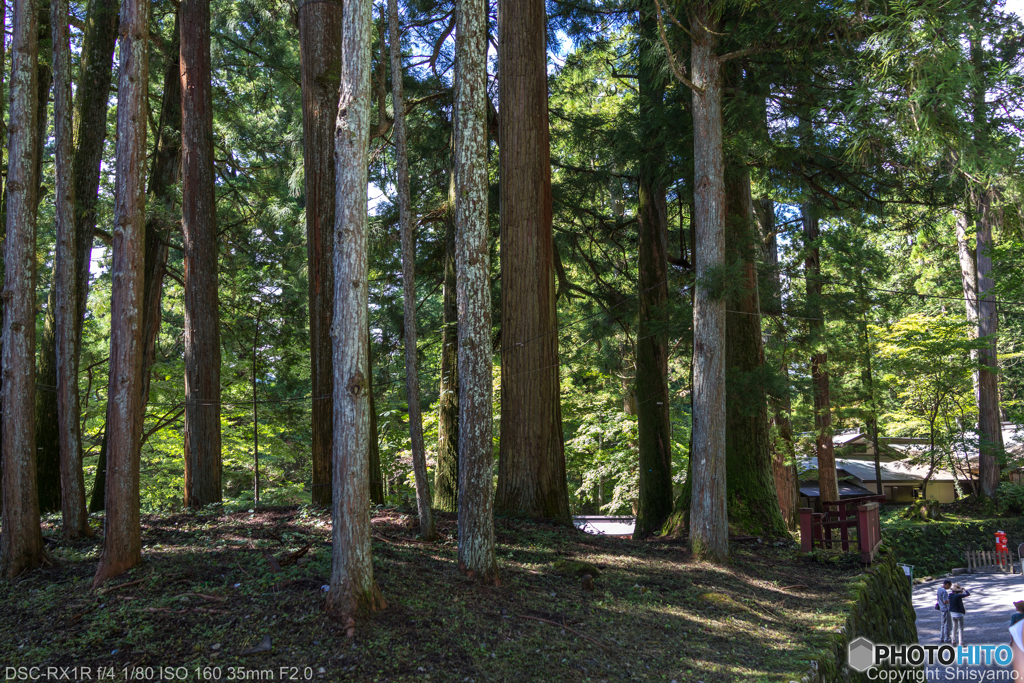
[1,507,865,682]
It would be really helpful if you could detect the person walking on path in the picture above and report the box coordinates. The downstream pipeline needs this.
[948,584,972,646]
[937,580,952,643]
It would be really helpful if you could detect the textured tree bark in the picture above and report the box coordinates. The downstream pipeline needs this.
[389,0,435,540]
[72,0,117,358]
[687,5,728,563]
[722,164,786,538]
[770,363,799,528]
[92,0,148,588]
[802,205,838,504]
[368,339,384,505]
[434,193,459,513]
[0,0,45,579]
[495,0,569,524]
[454,0,498,584]
[956,212,981,403]
[181,0,222,508]
[859,318,883,497]
[34,10,60,513]
[326,0,385,630]
[756,195,799,529]
[75,0,119,513]
[976,189,1003,499]
[53,0,91,538]
[90,15,179,514]
[0,0,6,510]
[969,25,1004,500]
[298,0,341,509]
[633,3,672,538]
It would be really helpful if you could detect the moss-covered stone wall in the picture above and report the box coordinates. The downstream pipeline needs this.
[795,553,918,683]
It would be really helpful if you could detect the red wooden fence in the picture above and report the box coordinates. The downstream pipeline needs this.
[799,494,885,563]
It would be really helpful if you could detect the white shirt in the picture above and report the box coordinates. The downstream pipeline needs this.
[1010,619,1023,651]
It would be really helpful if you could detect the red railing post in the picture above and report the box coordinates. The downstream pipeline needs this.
[799,508,814,552]
[858,502,880,564]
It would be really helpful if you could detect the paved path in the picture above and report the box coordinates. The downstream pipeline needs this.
[912,571,1024,677]
[914,572,1024,645]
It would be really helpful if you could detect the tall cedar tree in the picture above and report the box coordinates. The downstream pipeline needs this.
[90,14,180,513]
[802,205,838,504]
[0,0,5,505]
[53,0,91,537]
[455,0,499,583]
[686,3,728,563]
[326,0,386,629]
[389,0,436,540]
[0,0,45,579]
[72,0,118,360]
[181,0,222,507]
[434,181,459,512]
[297,0,341,508]
[633,4,673,538]
[723,156,786,537]
[759,196,799,528]
[72,0,120,512]
[971,24,1003,498]
[34,1,59,514]
[93,0,148,588]
[496,0,571,524]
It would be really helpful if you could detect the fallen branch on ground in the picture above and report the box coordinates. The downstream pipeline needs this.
[172,593,227,601]
[97,578,145,594]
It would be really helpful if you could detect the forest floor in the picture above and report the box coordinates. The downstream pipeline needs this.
[1,506,865,682]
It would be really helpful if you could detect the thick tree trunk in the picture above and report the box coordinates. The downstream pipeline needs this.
[723,164,786,538]
[53,0,91,538]
[298,0,341,509]
[633,4,672,538]
[73,0,117,357]
[389,0,435,540]
[0,0,45,579]
[74,0,118,512]
[495,0,569,524]
[368,339,384,505]
[0,0,5,511]
[687,6,728,563]
[90,16,179,513]
[756,195,799,528]
[434,193,459,513]
[770,364,799,528]
[454,0,498,583]
[802,205,838,504]
[34,2,59,513]
[859,318,884,497]
[326,0,385,629]
[92,0,148,588]
[976,188,1003,498]
[956,212,981,402]
[967,27,1003,500]
[181,0,222,507]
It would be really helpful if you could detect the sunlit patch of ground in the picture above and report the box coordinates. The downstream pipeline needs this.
[0,507,863,682]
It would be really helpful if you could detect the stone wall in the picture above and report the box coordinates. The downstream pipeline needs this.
[794,553,918,683]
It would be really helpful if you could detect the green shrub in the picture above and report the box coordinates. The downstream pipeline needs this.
[998,482,1024,515]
